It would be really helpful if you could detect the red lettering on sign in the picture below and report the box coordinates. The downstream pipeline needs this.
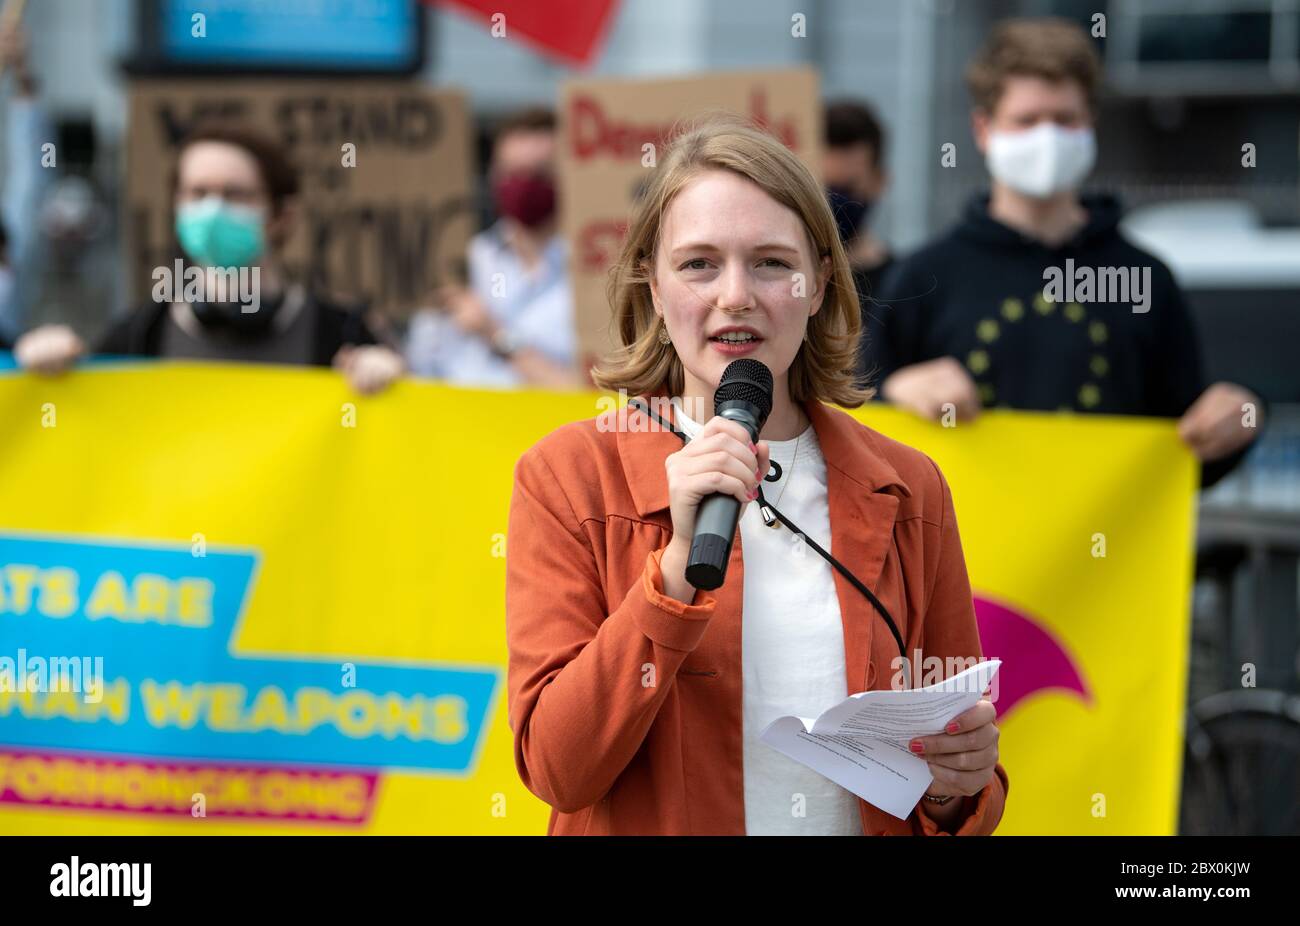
[568,86,802,162]
[577,219,630,272]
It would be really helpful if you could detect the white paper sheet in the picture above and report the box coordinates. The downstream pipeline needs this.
[758,659,1001,820]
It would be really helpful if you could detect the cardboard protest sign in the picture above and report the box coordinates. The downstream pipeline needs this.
[126,80,476,319]
[557,68,822,373]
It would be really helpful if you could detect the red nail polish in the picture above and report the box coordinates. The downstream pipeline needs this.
[945,722,960,734]
[909,741,924,754]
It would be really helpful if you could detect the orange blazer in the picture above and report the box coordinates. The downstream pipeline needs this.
[505,388,1009,835]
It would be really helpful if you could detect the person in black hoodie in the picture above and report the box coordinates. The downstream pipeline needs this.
[14,122,404,393]
[864,18,1263,487]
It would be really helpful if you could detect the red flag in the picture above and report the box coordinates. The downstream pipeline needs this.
[428,0,619,68]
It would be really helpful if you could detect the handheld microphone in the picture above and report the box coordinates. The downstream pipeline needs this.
[685,359,774,590]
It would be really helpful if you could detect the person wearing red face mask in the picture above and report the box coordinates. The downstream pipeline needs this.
[404,107,582,389]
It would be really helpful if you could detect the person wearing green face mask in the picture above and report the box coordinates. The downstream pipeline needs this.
[174,195,267,271]
[15,123,405,395]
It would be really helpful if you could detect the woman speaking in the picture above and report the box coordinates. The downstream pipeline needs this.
[504,115,1008,836]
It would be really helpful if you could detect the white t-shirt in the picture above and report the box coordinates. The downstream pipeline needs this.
[671,398,864,835]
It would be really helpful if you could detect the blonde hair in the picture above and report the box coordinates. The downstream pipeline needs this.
[588,112,873,407]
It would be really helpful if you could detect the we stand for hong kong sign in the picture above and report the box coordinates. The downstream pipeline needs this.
[126,80,476,319]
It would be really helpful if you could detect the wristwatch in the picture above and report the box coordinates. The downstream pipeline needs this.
[488,326,523,359]
[922,792,955,805]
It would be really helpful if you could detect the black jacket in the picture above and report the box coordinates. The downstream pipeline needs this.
[864,193,1264,487]
[96,291,378,365]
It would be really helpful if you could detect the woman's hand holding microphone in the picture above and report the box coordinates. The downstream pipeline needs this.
[659,416,770,604]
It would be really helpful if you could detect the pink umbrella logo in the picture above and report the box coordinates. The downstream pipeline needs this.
[974,595,1092,720]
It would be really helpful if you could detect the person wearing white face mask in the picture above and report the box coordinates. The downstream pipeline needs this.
[864,17,1265,488]
[984,120,1096,201]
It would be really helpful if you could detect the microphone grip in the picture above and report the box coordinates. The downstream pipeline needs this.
[686,493,739,590]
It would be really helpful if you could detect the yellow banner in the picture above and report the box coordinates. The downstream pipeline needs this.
[0,362,1195,834]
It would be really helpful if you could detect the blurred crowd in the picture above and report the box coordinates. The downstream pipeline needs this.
[0,16,1267,484]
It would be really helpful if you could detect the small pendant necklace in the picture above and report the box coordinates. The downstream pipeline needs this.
[762,429,802,529]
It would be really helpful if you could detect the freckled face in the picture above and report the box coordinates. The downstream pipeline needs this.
[650,169,828,393]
